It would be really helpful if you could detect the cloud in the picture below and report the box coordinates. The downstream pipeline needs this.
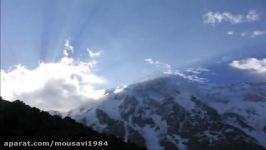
[227,30,266,38]
[114,85,128,94]
[185,67,209,74]
[203,10,259,26]
[1,40,106,112]
[144,58,208,83]
[251,30,266,37]
[230,58,266,73]
[144,58,171,73]
[240,30,266,37]
[87,48,103,58]
[63,40,74,57]
[144,58,160,65]
[227,31,234,35]
[246,10,260,21]
[169,70,208,83]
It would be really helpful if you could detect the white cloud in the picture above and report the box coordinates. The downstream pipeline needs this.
[144,58,208,82]
[144,58,160,65]
[169,70,208,83]
[63,40,74,57]
[203,10,259,26]
[1,40,106,112]
[239,30,266,38]
[251,30,266,37]
[230,58,266,73]
[227,31,234,35]
[114,85,128,94]
[227,30,266,38]
[185,67,209,74]
[246,10,260,21]
[87,48,103,58]
[144,58,172,74]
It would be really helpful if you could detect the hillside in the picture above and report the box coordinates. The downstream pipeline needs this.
[0,97,146,150]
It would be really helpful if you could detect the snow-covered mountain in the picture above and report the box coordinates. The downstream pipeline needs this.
[69,75,266,150]
[200,82,266,147]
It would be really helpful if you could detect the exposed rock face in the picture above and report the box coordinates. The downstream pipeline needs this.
[222,112,254,131]
[96,108,125,138]
[128,126,146,146]
[70,76,266,150]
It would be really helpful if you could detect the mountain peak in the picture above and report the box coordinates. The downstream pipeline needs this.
[70,76,266,150]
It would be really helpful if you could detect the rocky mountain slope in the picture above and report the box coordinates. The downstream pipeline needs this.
[70,75,266,150]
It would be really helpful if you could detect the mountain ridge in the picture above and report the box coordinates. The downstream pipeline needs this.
[70,75,266,150]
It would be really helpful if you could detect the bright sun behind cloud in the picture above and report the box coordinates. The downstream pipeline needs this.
[1,40,106,112]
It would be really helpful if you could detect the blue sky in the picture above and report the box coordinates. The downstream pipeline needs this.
[1,0,266,110]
